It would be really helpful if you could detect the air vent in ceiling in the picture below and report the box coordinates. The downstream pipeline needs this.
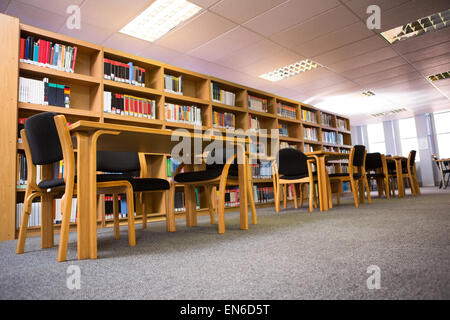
[427,71,450,82]
[371,108,407,118]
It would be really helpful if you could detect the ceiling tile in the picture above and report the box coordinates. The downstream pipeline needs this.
[6,0,66,31]
[240,49,302,76]
[138,44,183,65]
[14,0,84,16]
[0,1,11,12]
[328,46,398,73]
[156,11,236,53]
[210,0,286,24]
[402,41,450,63]
[293,21,373,57]
[343,0,410,19]
[244,0,341,37]
[353,64,417,86]
[342,56,407,79]
[392,27,450,55]
[102,33,153,55]
[412,54,450,72]
[188,26,263,62]
[189,0,221,8]
[418,62,450,78]
[80,0,153,32]
[313,35,388,66]
[368,71,424,90]
[58,22,112,44]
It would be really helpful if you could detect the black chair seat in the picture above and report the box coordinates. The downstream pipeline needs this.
[38,178,65,189]
[130,178,170,192]
[329,172,361,179]
[367,173,385,179]
[175,167,239,183]
[280,172,317,180]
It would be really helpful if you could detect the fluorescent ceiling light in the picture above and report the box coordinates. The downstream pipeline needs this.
[259,59,321,82]
[427,71,450,82]
[362,91,375,97]
[372,108,407,118]
[381,8,449,44]
[120,0,202,42]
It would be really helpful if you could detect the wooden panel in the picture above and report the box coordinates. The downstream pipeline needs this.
[0,14,19,241]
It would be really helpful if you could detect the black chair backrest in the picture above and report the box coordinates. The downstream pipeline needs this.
[365,152,382,170]
[277,148,309,177]
[97,151,140,176]
[25,112,63,165]
[408,150,416,167]
[205,148,238,173]
[352,145,366,167]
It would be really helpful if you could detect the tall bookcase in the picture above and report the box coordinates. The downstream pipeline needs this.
[0,13,352,241]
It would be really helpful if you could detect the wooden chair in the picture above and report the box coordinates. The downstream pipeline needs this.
[96,151,174,235]
[388,151,420,196]
[365,152,390,199]
[171,148,256,234]
[329,145,372,208]
[272,148,319,213]
[16,112,137,261]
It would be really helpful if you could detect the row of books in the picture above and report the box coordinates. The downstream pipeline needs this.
[278,124,289,137]
[253,186,275,204]
[281,142,298,150]
[213,111,236,130]
[174,189,201,212]
[304,144,314,153]
[103,91,156,119]
[164,74,183,95]
[322,131,337,144]
[321,113,334,127]
[54,198,78,224]
[277,102,297,120]
[19,77,70,108]
[166,158,182,178]
[249,115,260,131]
[104,59,146,87]
[304,127,318,141]
[250,142,265,155]
[323,146,338,152]
[302,109,317,123]
[16,153,31,187]
[325,165,336,174]
[248,95,268,113]
[223,187,240,208]
[20,36,78,73]
[211,83,236,106]
[165,103,202,125]
[337,133,344,145]
[337,118,347,130]
[16,198,78,228]
[104,195,128,219]
[251,161,273,179]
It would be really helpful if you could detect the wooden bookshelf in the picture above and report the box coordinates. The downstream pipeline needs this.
[0,14,352,241]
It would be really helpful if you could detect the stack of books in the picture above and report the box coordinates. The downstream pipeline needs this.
[304,144,314,153]
[322,131,337,144]
[104,59,146,87]
[104,196,127,220]
[277,102,297,119]
[165,103,202,125]
[211,83,236,106]
[223,187,240,208]
[213,111,236,130]
[302,109,317,123]
[278,123,289,137]
[304,127,318,141]
[103,91,156,119]
[248,95,268,112]
[253,186,274,204]
[337,133,344,145]
[337,119,347,130]
[20,36,78,73]
[249,115,260,131]
[164,74,182,95]
[321,113,333,127]
[252,161,273,179]
[19,77,70,108]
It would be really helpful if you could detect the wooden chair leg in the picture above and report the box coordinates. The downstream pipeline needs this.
[384,177,390,199]
[125,188,136,247]
[283,185,287,209]
[16,190,36,254]
[140,193,147,230]
[313,184,318,209]
[327,176,333,209]
[217,180,226,234]
[165,189,175,232]
[308,182,314,213]
[408,174,417,196]
[358,179,365,204]
[350,178,360,208]
[299,184,304,208]
[364,176,372,204]
[293,184,298,208]
[113,194,121,237]
[57,193,72,262]
[275,182,281,213]
[205,186,216,225]
[247,180,257,225]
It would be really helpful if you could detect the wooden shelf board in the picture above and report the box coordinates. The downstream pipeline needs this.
[18,102,99,118]
[165,122,207,131]
[321,125,337,131]
[104,79,162,96]
[302,121,320,128]
[164,92,210,105]
[280,136,302,143]
[211,101,247,113]
[103,113,164,126]
[303,140,322,145]
[19,62,100,86]
[248,109,276,119]
[277,116,302,124]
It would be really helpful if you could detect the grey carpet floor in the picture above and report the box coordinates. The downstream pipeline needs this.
[0,187,449,300]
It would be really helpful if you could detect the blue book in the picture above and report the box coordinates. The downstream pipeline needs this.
[128,62,133,84]
[33,43,39,63]
[120,195,127,216]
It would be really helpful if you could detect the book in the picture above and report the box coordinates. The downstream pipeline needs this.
[19,77,70,108]
[165,103,202,126]
[103,59,146,87]
[302,109,317,123]
[164,74,183,95]
[277,102,297,119]
[211,82,236,106]
[248,95,268,113]
[103,91,156,119]
[212,111,236,130]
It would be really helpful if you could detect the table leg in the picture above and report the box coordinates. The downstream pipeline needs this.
[238,158,248,231]
[395,160,405,198]
[76,133,97,260]
[317,156,328,211]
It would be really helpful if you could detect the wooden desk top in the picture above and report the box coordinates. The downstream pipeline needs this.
[306,151,350,161]
[386,156,407,161]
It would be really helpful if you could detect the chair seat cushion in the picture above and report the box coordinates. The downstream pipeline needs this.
[175,169,222,183]
[280,172,314,180]
[96,174,134,183]
[130,178,170,192]
[329,173,361,179]
[367,173,385,179]
[38,178,65,189]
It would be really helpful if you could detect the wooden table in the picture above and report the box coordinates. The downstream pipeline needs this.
[69,121,251,260]
[305,151,349,211]
[435,158,450,189]
[386,156,407,197]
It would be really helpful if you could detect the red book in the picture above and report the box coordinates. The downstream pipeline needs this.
[138,99,142,116]
[20,38,25,60]
[71,46,78,72]
[37,39,43,64]
[143,100,148,117]
[50,46,54,66]
[124,96,129,115]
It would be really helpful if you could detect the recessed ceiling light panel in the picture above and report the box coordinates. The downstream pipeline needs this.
[371,108,407,117]
[381,8,450,44]
[362,91,376,97]
[120,0,203,42]
[427,71,450,82]
[259,59,321,82]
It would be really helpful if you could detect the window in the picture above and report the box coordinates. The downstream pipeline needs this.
[367,122,386,154]
[433,110,450,158]
[398,117,419,161]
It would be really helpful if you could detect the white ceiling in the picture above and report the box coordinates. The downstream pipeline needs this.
[3,0,450,125]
